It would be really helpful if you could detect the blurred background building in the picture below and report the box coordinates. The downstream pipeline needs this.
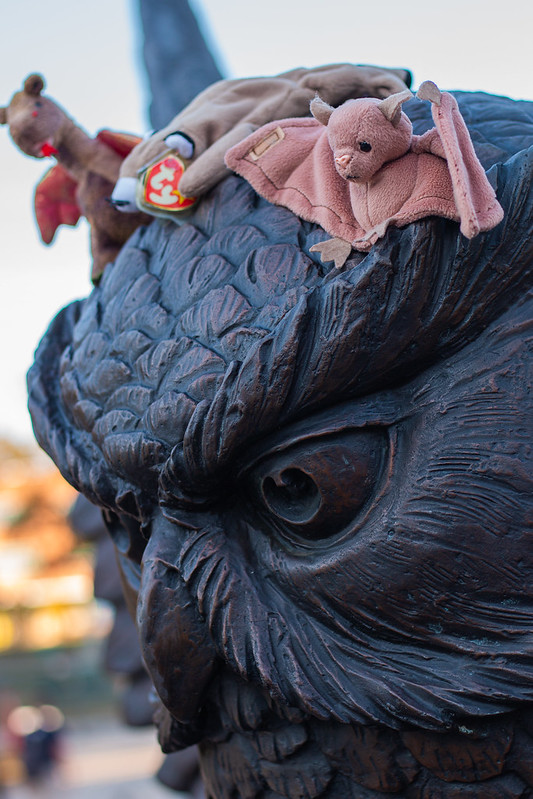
[0,441,106,658]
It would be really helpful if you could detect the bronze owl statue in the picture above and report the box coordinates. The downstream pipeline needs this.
[28,89,533,798]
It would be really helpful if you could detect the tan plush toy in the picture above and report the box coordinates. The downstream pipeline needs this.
[110,63,411,216]
[0,74,151,281]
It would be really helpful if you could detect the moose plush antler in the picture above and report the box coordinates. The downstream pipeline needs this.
[0,74,150,281]
[226,82,504,268]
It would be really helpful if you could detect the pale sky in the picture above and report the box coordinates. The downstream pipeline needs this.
[0,0,531,446]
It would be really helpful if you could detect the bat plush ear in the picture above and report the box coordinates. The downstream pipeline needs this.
[0,107,6,125]
[24,74,45,96]
[310,96,335,126]
[378,88,413,126]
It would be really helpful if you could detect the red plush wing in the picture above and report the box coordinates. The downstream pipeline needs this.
[34,165,81,244]
[225,118,366,243]
[430,91,504,237]
[96,129,142,159]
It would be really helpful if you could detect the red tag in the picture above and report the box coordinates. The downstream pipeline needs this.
[141,156,196,212]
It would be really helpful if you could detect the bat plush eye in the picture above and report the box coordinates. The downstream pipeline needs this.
[245,429,387,543]
[359,141,372,152]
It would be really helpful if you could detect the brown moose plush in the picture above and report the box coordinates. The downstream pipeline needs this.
[0,74,151,281]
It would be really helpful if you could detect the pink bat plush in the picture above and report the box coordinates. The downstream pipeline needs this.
[226,81,504,268]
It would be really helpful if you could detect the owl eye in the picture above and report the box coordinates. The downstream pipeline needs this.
[245,429,387,543]
[262,468,320,524]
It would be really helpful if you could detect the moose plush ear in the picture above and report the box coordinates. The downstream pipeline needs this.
[0,107,7,125]
[310,96,334,126]
[378,88,413,126]
[24,74,45,96]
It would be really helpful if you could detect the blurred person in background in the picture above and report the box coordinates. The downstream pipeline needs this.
[8,704,64,794]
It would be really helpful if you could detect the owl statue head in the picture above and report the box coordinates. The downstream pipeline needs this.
[28,89,533,797]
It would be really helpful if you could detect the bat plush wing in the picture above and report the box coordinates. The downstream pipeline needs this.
[34,164,81,244]
[416,83,504,237]
[225,118,367,243]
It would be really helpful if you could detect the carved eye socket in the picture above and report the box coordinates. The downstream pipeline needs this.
[246,429,387,542]
[359,141,372,152]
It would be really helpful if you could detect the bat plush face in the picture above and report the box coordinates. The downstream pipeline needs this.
[28,90,533,795]
[311,93,413,182]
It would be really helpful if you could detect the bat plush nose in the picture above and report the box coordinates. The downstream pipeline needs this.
[335,154,351,167]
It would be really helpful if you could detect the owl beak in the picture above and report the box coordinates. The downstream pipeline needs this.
[137,513,218,744]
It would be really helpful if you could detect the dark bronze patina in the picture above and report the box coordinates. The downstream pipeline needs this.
[28,90,533,797]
